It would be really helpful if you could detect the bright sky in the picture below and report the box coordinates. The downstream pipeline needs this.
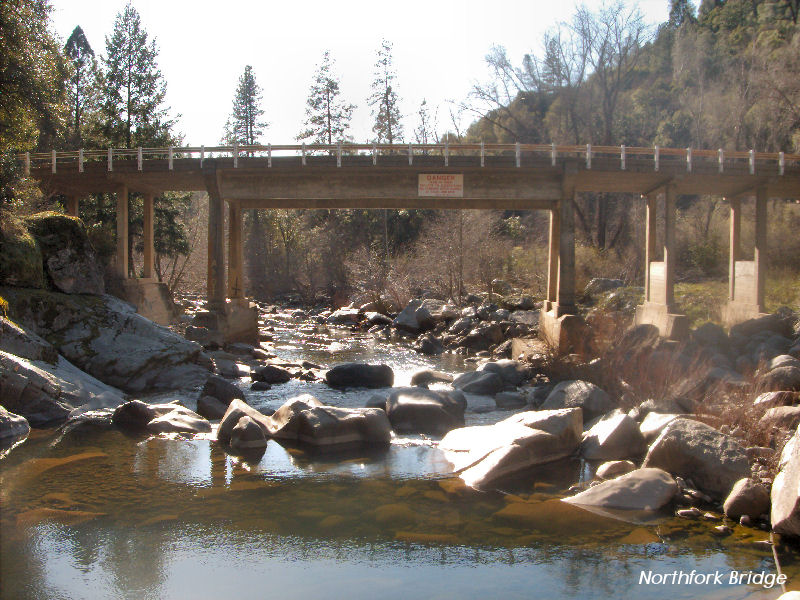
[49,0,669,147]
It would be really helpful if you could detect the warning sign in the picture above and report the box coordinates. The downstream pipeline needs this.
[418,174,464,197]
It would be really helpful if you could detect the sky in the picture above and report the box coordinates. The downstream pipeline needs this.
[49,0,670,147]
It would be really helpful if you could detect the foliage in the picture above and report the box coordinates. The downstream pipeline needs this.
[0,211,44,288]
[64,26,99,148]
[368,40,404,144]
[223,65,267,146]
[298,52,355,146]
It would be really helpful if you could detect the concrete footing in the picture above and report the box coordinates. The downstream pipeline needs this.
[539,307,587,355]
[634,302,689,341]
[193,299,259,346]
[722,301,769,329]
[120,279,178,326]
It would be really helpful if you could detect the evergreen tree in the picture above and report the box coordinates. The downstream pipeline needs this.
[100,3,172,148]
[669,0,697,27]
[414,99,437,144]
[368,40,404,143]
[64,26,98,147]
[297,51,355,146]
[223,65,267,146]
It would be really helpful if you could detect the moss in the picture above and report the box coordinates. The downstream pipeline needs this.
[0,212,44,288]
[23,211,94,257]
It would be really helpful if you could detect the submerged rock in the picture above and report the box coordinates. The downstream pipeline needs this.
[563,468,677,511]
[385,388,466,434]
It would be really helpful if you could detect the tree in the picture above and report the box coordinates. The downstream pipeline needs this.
[223,65,267,147]
[64,25,97,147]
[0,0,67,152]
[298,51,355,146]
[669,0,697,27]
[100,3,172,148]
[414,99,438,144]
[368,40,404,143]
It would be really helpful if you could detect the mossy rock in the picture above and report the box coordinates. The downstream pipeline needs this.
[23,212,94,257]
[0,212,44,288]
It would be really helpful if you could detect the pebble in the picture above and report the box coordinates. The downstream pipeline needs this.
[677,508,701,519]
[713,525,733,537]
[703,512,721,522]
[675,477,687,490]
[739,515,752,527]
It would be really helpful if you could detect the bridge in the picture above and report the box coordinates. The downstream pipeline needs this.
[20,143,800,350]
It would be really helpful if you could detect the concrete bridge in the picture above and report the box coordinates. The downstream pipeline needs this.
[21,142,800,350]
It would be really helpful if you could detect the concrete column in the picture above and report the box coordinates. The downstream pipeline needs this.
[644,193,656,303]
[546,207,560,307]
[65,196,79,217]
[663,184,677,311]
[227,201,244,299]
[116,185,129,279]
[754,186,767,312]
[143,193,155,280]
[728,196,741,301]
[205,166,226,307]
[554,189,576,315]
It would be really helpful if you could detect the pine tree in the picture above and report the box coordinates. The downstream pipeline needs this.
[298,51,355,146]
[223,65,267,146]
[64,26,97,147]
[368,40,404,144]
[414,99,437,144]
[669,0,697,27]
[100,3,172,148]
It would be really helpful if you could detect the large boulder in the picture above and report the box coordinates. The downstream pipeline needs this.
[639,412,681,443]
[723,478,770,520]
[0,213,44,288]
[409,369,453,387]
[385,388,466,434]
[0,350,72,425]
[23,212,105,295]
[326,307,361,325]
[642,418,750,498]
[265,394,324,439]
[1,288,212,393]
[452,371,504,395]
[217,399,274,444]
[760,366,800,392]
[772,426,800,537]
[229,415,268,452]
[293,406,392,447]
[540,380,614,422]
[200,375,245,405]
[252,364,292,384]
[0,317,58,363]
[197,395,228,420]
[112,400,211,435]
[0,406,30,450]
[563,468,678,511]
[581,410,647,460]
[441,408,582,488]
[760,406,800,431]
[325,363,394,389]
[392,299,434,333]
[476,359,531,387]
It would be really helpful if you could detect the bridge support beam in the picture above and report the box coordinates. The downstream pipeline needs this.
[722,186,768,327]
[65,195,79,217]
[227,201,244,299]
[540,163,585,353]
[116,185,129,279]
[142,193,155,280]
[634,183,688,340]
[204,164,226,309]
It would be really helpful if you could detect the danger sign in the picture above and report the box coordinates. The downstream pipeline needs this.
[418,174,464,197]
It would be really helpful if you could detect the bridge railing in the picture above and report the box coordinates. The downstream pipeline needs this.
[17,143,800,176]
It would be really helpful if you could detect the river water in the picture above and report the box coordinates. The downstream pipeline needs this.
[0,310,796,599]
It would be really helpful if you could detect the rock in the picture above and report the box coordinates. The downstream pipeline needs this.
[0,350,72,425]
[200,375,245,405]
[639,412,681,443]
[225,343,255,355]
[325,363,394,389]
[326,307,361,325]
[250,381,271,391]
[691,322,728,349]
[197,395,228,420]
[266,394,325,439]
[494,391,527,410]
[364,312,392,327]
[596,460,636,480]
[642,418,750,498]
[385,388,466,434]
[392,299,434,333]
[112,399,156,429]
[584,278,624,297]
[452,371,504,395]
[23,213,105,295]
[414,333,444,355]
[0,213,44,288]
[767,355,800,371]
[146,405,211,435]
[772,426,800,537]
[563,468,677,511]
[448,317,474,335]
[462,322,504,351]
[753,391,795,407]
[491,279,512,295]
[491,339,513,359]
[540,380,614,422]
[760,366,800,392]
[509,310,538,327]
[489,308,510,322]
[185,325,223,348]
[293,405,392,447]
[409,369,454,387]
[677,507,701,518]
[0,316,58,363]
[477,359,532,387]
[0,406,30,450]
[723,478,770,520]
[760,406,800,430]
[217,399,273,444]
[501,295,536,311]
[731,313,794,340]
[229,416,268,452]
[252,364,292,384]
[1,288,212,393]
[420,299,459,322]
[581,410,647,460]
[712,525,733,536]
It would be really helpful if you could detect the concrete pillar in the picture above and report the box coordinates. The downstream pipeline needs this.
[204,165,226,307]
[554,188,576,315]
[116,185,129,279]
[65,196,79,217]
[644,193,656,302]
[546,207,560,307]
[754,186,767,312]
[143,193,155,280]
[728,196,741,301]
[663,183,677,311]
[227,201,244,299]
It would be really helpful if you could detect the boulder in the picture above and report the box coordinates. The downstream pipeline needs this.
[563,468,678,511]
[581,410,647,461]
[462,322,504,351]
[294,406,392,447]
[0,406,30,450]
[146,405,211,435]
[0,350,72,425]
[325,363,394,389]
[0,213,44,288]
[489,308,510,322]
[420,299,459,322]
[364,312,392,327]
[584,278,624,297]
[477,359,531,387]
[760,366,800,392]
[385,387,466,434]
[767,355,800,371]
[197,395,228,420]
[229,416,268,452]
[500,295,536,311]
[251,381,271,391]
[642,418,750,498]
[772,426,800,537]
[326,307,361,325]
[409,369,454,387]
[723,478,770,520]
[448,317,474,335]
[185,325,223,348]
[491,279,512,295]
[200,375,245,405]
[392,299,434,333]
[1,288,212,393]
[509,310,538,327]
[266,394,324,439]
[414,333,444,355]
[494,391,527,410]
[23,212,104,295]
[112,399,157,429]
[691,322,729,349]
[0,317,58,363]
[252,364,292,384]
[452,371,504,395]
[541,380,614,422]
[760,406,800,431]
[596,460,636,480]
[217,399,273,444]
[639,412,680,443]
